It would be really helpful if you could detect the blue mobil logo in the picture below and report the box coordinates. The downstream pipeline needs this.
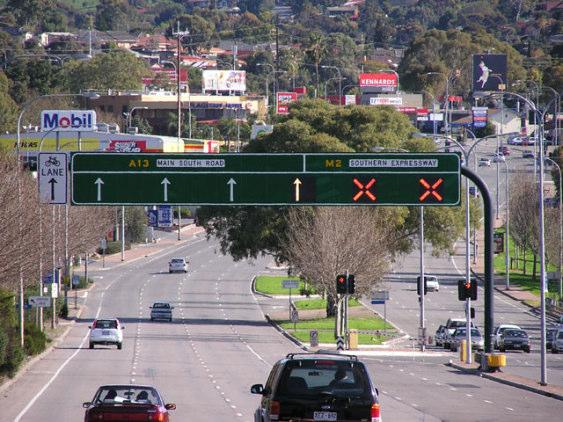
[41,110,97,132]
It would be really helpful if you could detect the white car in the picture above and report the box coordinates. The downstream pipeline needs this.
[425,275,439,292]
[493,324,521,349]
[89,318,124,349]
[492,154,505,163]
[478,158,491,167]
[169,257,188,273]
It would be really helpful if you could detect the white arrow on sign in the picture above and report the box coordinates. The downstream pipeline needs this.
[48,178,57,201]
[227,178,237,202]
[161,177,170,202]
[95,178,104,202]
[293,178,302,202]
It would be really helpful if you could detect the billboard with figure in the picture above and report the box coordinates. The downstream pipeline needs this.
[472,54,507,92]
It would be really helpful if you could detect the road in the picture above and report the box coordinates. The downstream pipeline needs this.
[1,229,561,422]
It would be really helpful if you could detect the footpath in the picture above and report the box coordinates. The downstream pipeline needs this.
[0,224,204,394]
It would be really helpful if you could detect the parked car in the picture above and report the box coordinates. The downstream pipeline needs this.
[250,352,381,422]
[450,327,484,352]
[522,150,535,159]
[498,328,530,352]
[425,275,439,292]
[552,329,563,354]
[469,186,480,197]
[83,385,176,422]
[444,318,475,348]
[150,302,174,322]
[498,146,510,156]
[547,328,557,349]
[89,318,124,349]
[524,137,537,145]
[434,325,447,347]
[493,324,521,349]
[508,137,524,145]
[168,257,188,273]
[492,153,505,163]
[478,158,491,167]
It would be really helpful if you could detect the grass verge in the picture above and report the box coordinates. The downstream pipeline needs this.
[294,297,360,310]
[276,316,395,345]
[255,275,314,295]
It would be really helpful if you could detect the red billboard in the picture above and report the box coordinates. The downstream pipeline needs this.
[359,73,398,93]
[276,92,298,114]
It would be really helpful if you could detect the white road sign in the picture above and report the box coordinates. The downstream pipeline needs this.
[282,279,299,289]
[39,153,68,204]
[29,296,51,308]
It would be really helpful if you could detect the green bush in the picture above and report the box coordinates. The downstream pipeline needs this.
[1,338,25,377]
[59,303,68,319]
[24,324,47,356]
[98,241,131,255]
[0,326,8,364]
[173,208,192,218]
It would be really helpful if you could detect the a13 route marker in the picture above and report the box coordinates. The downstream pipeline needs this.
[71,153,460,206]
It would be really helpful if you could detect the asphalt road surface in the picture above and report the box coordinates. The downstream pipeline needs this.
[1,230,561,422]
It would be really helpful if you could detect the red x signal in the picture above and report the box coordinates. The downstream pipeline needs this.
[353,178,376,202]
[419,178,444,202]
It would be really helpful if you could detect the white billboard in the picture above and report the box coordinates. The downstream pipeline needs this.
[41,110,97,132]
[202,70,246,92]
[369,97,403,106]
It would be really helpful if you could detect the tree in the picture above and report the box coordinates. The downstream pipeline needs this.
[64,50,150,92]
[5,0,49,28]
[509,180,540,278]
[198,100,469,263]
[283,207,400,316]
[95,0,130,31]
[0,72,18,133]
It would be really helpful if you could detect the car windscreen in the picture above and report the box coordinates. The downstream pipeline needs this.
[450,321,465,328]
[153,303,170,309]
[171,259,185,264]
[94,387,160,405]
[277,360,371,398]
[94,320,117,329]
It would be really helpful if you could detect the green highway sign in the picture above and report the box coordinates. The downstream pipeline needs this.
[71,153,461,206]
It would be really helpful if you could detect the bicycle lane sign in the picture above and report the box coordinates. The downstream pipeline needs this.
[39,152,68,204]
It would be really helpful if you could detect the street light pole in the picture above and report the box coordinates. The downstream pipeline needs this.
[321,65,343,105]
[126,106,148,130]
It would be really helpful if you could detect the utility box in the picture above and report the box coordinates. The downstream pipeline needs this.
[349,330,358,350]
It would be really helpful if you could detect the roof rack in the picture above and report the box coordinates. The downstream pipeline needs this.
[285,351,358,361]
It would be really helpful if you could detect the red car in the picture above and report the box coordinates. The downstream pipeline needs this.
[83,385,176,421]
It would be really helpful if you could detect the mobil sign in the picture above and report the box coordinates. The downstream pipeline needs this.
[41,110,97,132]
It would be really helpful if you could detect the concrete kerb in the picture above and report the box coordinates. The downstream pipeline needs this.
[264,314,309,351]
[447,361,563,401]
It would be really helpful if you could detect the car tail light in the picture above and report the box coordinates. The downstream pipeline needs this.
[149,412,165,422]
[371,403,381,422]
[270,400,280,418]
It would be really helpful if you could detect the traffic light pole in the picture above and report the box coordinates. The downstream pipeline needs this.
[461,166,494,353]
[419,207,426,352]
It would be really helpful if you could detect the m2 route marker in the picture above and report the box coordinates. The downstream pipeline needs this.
[71,153,461,206]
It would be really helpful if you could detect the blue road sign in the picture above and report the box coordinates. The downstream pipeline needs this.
[147,209,158,227]
[157,205,173,227]
[371,300,385,305]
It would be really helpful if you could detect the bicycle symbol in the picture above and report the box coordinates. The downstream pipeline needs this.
[45,156,60,167]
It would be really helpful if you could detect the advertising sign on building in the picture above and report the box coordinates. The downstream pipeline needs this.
[202,70,246,92]
[472,106,488,128]
[359,73,398,93]
[276,92,298,114]
[344,95,357,105]
[107,140,147,153]
[369,97,403,106]
[41,110,97,132]
[472,54,507,92]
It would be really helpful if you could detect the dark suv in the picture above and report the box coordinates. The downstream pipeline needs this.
[250,352,381,422]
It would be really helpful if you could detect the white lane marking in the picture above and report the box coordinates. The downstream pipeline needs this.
[466,394,473,398]
[506,407,514,411]
[14,297,105,422]
[484,400,493,404]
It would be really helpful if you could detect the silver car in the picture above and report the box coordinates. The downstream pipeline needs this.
[552,329,563,354]
[150,302,174,322]
[449,327,484,352]
[168,257,188,273]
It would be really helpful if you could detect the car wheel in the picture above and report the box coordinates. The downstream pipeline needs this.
[117,343,122,350]
[169,270,172,273]
[89,342,94,349]
[499,346,505,352]
[524,347,530,353]
[553,348,558,354]
[150,317,154,321]
[169,318,173,322]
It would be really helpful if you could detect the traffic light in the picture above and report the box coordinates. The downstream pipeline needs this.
[458,279,478,301]
[348,275,355,294]
[336,274,347,294]
[417,276,428,296]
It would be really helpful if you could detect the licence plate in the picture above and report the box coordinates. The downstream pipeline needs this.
[102,330,110,336]
[314,411,337,421]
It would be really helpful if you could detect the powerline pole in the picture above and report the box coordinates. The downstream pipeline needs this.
[173,22,190,144]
